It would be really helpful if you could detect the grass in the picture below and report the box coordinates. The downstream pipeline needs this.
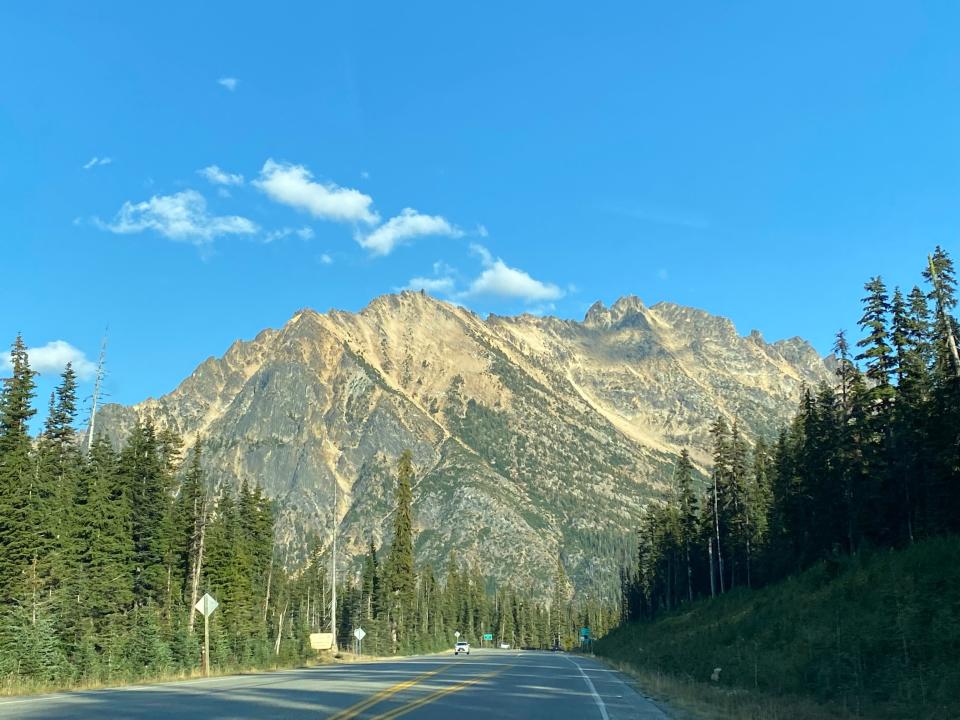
[0,653,344,698]
[594,536,960,720]
[594,656,858,720]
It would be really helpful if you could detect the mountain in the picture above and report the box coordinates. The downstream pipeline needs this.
[94,292,833,598]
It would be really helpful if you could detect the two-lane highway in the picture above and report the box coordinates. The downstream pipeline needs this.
[0,650,669,719]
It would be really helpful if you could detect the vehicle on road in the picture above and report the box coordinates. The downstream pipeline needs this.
[454,641,470,655]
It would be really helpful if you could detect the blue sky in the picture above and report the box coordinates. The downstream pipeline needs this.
[2,2,958,421]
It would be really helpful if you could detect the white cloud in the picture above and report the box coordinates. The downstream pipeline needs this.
[1,341,96,380]
[83,156,112,170]
[318,253,333,265]
[470,243,493,266]
[433,260,456,277]
[199,165,244,186]
[358,208,462,257]
[218,77,238,91]
[402,276,456,294]
[97,190,258,245]
[462,244,564,302]
[254,159,378,225]
[263,226,315,243]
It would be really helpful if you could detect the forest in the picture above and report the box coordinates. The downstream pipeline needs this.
[604,247,960,718]
[0,358,615,690]
[620,246,959,617]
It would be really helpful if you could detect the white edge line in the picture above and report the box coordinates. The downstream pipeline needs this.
[566,656,610,720]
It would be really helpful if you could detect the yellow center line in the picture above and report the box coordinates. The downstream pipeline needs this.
[327,664,453,720]
[370,665,510,720]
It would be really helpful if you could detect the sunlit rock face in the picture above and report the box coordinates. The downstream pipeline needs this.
[95,291,831,597]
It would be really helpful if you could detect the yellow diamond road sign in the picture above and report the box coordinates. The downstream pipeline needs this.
[195,593,219,618]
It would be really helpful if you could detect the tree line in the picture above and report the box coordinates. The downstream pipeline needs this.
[0,354,616,687]
[623,246,960,620]
[281,450,619,657]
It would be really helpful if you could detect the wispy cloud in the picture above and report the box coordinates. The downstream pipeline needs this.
[254,159,378,225]
[357,208,462,257]
[263,226,315,243]
[83,156,113,170]
[401,276,456,294]
[218,77,238,91]
[318,253,333,265]
[401,246,565,305]
[461,244,564,302]
[1,340,96,380]
[199,165,244,186]
[96,190,258,245]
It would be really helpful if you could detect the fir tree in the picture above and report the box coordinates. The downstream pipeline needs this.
[0,335,37,601]
[385,450,416,644]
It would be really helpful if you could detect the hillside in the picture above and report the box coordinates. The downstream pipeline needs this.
[593,536,960,720]
[93,292,832,595]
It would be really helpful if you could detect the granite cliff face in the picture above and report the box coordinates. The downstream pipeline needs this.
[95,292,832,597]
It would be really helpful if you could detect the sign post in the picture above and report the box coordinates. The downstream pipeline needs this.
[195,593,219,676]
[354,627,366,656]
[482,632,493,648]
[580,627,590,649]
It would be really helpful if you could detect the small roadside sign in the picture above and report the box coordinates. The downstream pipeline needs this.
[454,631,461,638]
[195,593,219,618]
[353,627,366,657]
[194,593,219,677]
[580,627,590,638]
[483,633,493,641]
[310,633,335,650]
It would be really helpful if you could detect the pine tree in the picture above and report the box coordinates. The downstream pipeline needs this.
[857,276,896,396]
[78,435,134,624]
[675,449,698,602]
[0,335,37,601]
[385,450,416,646]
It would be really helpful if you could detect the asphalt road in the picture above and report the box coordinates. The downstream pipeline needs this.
[0,650,670,719]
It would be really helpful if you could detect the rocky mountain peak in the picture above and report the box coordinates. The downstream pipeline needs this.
[94,294,833,598]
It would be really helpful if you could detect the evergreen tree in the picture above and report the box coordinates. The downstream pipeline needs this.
[385,450,416,645]
[0,335,37,601]
[675,449,698,602]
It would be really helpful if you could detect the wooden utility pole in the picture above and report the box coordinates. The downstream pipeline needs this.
[195,593,218,677]
[187,501,207,634]
[204,610,210,677]
[331,478,338,653]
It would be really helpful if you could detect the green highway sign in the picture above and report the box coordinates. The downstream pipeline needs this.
[580,627,590,638]
[483,633,493,641]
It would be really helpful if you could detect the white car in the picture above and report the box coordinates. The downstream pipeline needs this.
[454,641,470,655]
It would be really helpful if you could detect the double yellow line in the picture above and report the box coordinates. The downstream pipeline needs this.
[328,665,451,720]
[373,666,507,719]
[328,663,509,720]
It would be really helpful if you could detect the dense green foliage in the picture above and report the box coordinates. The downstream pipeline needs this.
[621,246,959,618]
[610,247,959,717]
[598,537,960,719]
[0,359,286,686]
[285,451,620,657]
[0,357,617,688]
